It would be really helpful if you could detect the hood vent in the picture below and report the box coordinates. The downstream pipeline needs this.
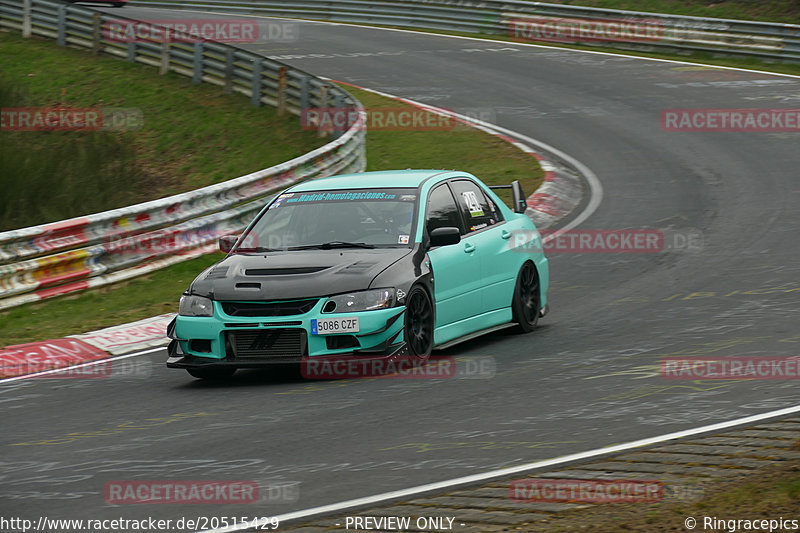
[245,267,329,276]
[205,266,229,279]
[340,261,378,273]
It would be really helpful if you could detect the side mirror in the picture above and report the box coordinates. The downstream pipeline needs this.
[512,180,527,214]
[218,235,238,253]
[429,227,461,247]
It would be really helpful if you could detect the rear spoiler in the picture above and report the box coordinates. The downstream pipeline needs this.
[489,180,527,214]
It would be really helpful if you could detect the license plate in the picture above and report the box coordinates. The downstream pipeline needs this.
[311,317,359,335]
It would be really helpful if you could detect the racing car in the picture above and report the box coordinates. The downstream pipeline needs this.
[167,170,549,379]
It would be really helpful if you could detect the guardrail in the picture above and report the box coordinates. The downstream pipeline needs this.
[128,0,800,63]
[0,0,366,310]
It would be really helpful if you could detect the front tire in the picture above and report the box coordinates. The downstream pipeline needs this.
[187,367,236,380]
[512,262,540,333]
[404,286,433,363]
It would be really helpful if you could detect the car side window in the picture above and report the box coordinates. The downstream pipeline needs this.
[483,191,504,224]
[450,179,499,233]
[426,184,464,235]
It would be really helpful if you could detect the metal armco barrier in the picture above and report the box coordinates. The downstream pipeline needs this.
[126,0,800,63]
[0,0,366,310]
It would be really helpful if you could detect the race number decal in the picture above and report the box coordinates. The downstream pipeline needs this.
[462,191,484,217]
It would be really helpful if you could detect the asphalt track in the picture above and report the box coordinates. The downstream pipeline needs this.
[2,7,799,526]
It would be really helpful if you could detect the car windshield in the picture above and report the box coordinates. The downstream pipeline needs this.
[237,188,418,251]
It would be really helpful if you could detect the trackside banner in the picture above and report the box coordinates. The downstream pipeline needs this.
[72,314,174,355]
[0,338,107,378]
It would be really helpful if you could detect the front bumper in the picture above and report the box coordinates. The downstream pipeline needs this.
[166,341,409,369]
[166,299,407,369]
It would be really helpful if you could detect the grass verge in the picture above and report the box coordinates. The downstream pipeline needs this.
[525,455,800,531]
[540,0,800,24]
[1,254,224,346]
[0,85,543,345]
[0,31,325,230]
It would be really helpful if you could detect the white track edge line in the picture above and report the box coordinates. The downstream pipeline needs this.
[153,7,800,80]
[204,403,800,532]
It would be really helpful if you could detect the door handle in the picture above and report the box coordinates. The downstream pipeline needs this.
[464,242,476,253]
[501,230,511,240]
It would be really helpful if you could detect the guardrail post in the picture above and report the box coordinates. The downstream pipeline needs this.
[317,84,330,137]
[92,13,102,55]
[160,42,171,75]
[22,0,31,38]
[318,84,329,107]
[57,5,66,46]
[277,66,288,116]
[300,76,310,112]
[193,42,203,84]
[127,41,136,62]
[331,93,344,139]
[251,59,263,107]
[224,49,234,94]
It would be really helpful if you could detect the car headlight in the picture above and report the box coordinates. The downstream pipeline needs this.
[326,288,396,313]
[179,294,214,317]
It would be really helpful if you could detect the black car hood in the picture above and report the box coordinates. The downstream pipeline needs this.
[190,248,413,301]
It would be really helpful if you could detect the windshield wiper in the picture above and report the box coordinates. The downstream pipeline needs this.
[289,241,375,250]
[233,247,281,253]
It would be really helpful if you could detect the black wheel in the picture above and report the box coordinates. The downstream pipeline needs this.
[111,1,125,6]
[187,367,236,380]
[511,262,540,333]
[404,286,433,362]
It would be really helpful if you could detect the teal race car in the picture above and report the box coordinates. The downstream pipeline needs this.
[167,170,549,379]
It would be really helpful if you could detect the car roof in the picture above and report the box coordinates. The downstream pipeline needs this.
[288,170,467,192]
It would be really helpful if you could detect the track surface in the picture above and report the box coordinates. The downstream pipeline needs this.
[2,9,799,524]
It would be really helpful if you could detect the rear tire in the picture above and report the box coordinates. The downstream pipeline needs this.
[511,262,540,333]
[187,367,236,380]
[111,2,125,6]
[404,286,433,363]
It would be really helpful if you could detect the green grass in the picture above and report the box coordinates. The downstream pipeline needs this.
[0,31,326,230]
[0,84,543,345]
[543,0,800,24]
